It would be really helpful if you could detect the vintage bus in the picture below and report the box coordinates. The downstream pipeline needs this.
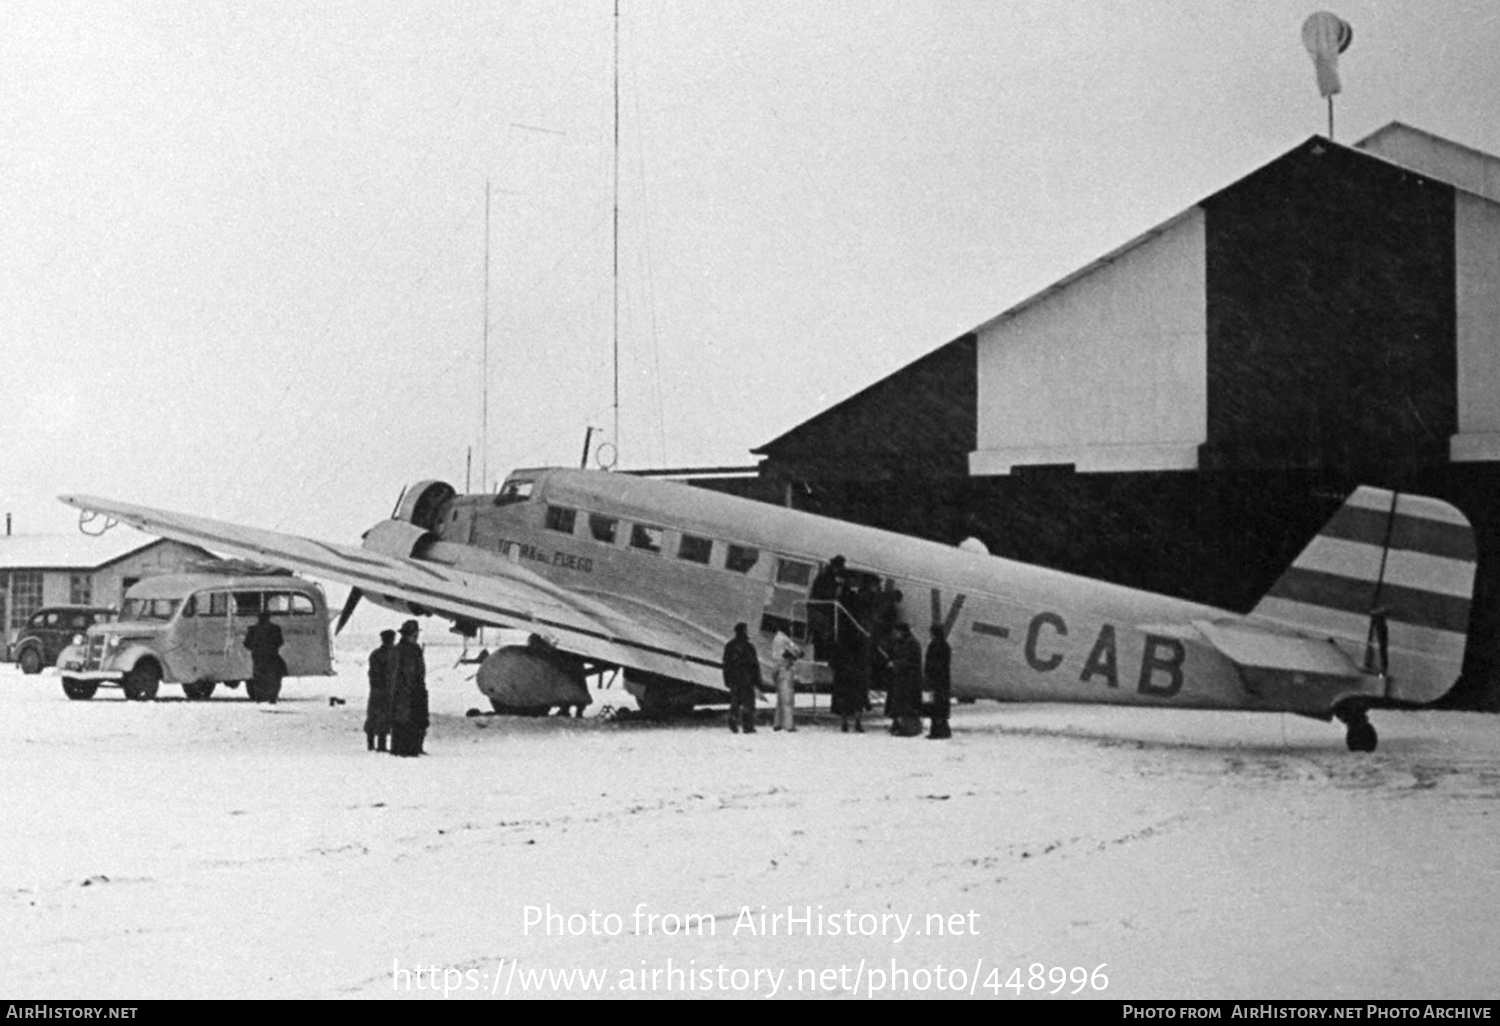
[58,571,334,701]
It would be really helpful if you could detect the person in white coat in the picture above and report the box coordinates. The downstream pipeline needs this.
[771,630,804,732]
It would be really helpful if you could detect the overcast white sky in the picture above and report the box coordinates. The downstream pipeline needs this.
[4,0,1499,542]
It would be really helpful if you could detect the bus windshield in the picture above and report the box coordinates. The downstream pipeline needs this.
[122,598,182,621]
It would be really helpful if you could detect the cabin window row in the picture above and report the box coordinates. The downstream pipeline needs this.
[544,503,763,575]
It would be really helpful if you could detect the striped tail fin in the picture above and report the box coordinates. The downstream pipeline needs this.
[1251,486,1477,704]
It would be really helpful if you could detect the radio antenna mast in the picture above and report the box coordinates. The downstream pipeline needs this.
[482,178,491,492]
[611,0,620,461]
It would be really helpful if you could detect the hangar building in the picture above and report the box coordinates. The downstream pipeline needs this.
[752,123,1500,708]
[0,527,214,654]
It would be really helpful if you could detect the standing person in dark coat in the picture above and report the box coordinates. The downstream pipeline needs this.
[243,610,286,704]
[721,622,761,734]
[925,624,952,740]
[831,629,869,734]
[808,556,846,659]
[887,622,924,737]
[390,619,428,757]
[872,589,903,714]
[365,629,398,751]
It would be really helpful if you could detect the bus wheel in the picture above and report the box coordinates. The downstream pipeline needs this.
[183,682,216,701]
[122,663,161,701]
[19,647,43,675]
[62,678,98,701]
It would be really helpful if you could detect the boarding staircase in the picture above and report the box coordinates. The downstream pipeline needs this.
[786,599,871,707]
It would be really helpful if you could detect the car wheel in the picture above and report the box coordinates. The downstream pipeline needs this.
[183,682,216,701]
[19,647,43,675]
[122,663,161,702]
[61,678,98,700]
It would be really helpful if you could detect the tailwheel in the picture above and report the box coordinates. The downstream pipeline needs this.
[1338,707,1378,753]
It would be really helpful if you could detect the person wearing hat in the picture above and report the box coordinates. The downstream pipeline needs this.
[721,622,761,734]
[390,620,429,756]
[808,555,846,661]
[242,609,286,704]
[925,624,952,740]
[887,622,924,737]
[364,629,398,752]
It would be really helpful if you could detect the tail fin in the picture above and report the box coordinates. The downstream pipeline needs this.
[1251,486,1477,703]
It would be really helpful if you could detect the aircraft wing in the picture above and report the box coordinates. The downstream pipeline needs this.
[58,495,727,690]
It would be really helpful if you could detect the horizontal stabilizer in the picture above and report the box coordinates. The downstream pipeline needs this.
[1193,619,1362,678]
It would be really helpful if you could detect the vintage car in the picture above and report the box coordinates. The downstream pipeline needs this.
[58,572,334,701]
[11,605,117,675]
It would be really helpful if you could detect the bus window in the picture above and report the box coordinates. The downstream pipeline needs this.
[207,593,231,616]
[630,524,664,554]
[678,534,712,564]
[122,598,182,621]
[589,513,619,544]
[776,558,813,588]
[265,592,293,615]
[726,544,759,574]
[545,505,577,534]
[291,594,315,615]
[233,592,263,616]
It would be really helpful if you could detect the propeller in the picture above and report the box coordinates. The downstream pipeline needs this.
[335,588,363,634]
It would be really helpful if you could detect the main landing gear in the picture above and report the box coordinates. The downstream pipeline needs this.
[1336,705,1378,753]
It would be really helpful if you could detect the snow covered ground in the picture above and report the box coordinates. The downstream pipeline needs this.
[3,634,1498,1000]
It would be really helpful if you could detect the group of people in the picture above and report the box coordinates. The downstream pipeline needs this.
[721,553,953,739]
[363,620,430,757]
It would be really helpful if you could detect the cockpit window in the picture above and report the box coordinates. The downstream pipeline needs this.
[495,480,534,506]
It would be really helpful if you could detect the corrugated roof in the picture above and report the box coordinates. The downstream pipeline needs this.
[0,526,166,570]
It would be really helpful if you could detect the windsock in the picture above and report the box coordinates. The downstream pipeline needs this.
[1302,12,1353,97]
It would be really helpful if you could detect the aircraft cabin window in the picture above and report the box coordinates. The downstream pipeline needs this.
[545,505,578,534]
[589,514,619,544]
[776,558,814,588]
[725,544,759,574]
[630,524,664,554]
[678,534,712,565]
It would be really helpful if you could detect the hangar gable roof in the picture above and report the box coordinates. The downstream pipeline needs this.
[0,528,174,571]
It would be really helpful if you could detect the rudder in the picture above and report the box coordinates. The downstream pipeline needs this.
[1251,486,1477,704]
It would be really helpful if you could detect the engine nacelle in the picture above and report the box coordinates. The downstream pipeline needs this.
[359,519,440,616]
[394,480,456,531]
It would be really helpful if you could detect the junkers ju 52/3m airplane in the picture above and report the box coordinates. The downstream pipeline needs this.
[61,468,1476,751]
